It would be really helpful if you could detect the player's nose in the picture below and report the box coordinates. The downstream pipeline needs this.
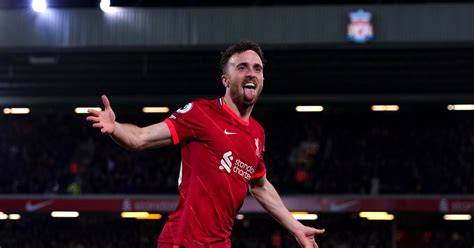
[245,68,259,78]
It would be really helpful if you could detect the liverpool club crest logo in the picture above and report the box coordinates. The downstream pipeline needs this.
[347,9,374,44]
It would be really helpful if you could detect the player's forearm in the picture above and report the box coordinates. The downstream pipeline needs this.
[251,180,304,235]
[110,122,147,151]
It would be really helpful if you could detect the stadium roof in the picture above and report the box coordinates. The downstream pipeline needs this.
[2,0,474,9]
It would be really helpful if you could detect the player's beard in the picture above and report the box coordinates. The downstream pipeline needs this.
[229,78,262,108]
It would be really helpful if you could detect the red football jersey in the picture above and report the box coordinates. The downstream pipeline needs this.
[159,97,266,247]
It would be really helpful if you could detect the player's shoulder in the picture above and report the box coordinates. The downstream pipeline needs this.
[191,98,215,106]
[249,116,265,133]
[175,98,214,113]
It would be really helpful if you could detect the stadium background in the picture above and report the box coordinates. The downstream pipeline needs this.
[1,0,474,247]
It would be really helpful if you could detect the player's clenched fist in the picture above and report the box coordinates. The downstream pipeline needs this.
[86,95,116,135]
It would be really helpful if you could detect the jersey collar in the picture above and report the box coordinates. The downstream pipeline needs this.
[219,97,249,126]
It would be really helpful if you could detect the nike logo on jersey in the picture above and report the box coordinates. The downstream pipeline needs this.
[224,129,238,135]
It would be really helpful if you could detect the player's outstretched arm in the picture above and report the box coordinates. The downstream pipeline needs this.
[249,176,325,248]
[86,95,173,151]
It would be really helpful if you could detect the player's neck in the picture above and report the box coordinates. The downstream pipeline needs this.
[223,95,253,121]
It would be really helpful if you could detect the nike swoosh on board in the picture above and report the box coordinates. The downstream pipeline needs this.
[25,200,55,212]
[329,200,358,212]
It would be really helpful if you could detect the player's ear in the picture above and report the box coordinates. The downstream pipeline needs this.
[221,74,229,88]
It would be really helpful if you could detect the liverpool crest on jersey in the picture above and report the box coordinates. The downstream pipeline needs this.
[347,9,374,44]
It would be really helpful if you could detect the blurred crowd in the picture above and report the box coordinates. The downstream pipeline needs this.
[1,105,473,195]
[261,107,474,195]
[0,213,391,248]
[0,213,471,248]
[0,214,162,248]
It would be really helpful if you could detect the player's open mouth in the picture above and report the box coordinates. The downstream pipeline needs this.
[243,83,256,89]
[243,82,257,100]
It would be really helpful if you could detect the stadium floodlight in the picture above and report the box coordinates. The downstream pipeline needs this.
[100,0,115,13]
[51,211,80,218]
[3,108,30,115]
[121,212,162,219]
[236,214,245,220]
[447,104,474,111]
[75,107,101,114]
[136,214,162,220]
[443,214,471,221]
[0,212,8,220]
[32,0,47,13]
[371,105,399,112]
[359,211,395,220]
[295,106,324,112]
[8,214,21,220]
[121,212,149,218]
[290,211,318,220]
[142,107,170,113]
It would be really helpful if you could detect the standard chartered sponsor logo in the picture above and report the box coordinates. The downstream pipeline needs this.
[219,151,255,180]
[220,151,233,173]
[233,159,255,180]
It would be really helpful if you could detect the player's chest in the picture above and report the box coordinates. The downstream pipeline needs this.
[205,121,263,180]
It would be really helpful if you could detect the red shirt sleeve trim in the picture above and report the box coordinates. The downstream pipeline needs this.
[164,119,180,145]
[250,168,266,180]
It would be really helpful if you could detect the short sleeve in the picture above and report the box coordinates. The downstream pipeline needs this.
[164,101,206,145]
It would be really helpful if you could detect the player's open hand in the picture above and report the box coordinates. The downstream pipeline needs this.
[294,226,325,248]
[86,95,116,135]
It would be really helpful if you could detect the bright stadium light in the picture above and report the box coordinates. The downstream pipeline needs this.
[100,0,116,13]
[295,106,324,112]
[443,214,472,221]
[120,212,162,219]
[51,211,79,218]
[292,213,318,220]
[359,211,395,220]
[142,107,170,113]
[290,212,318,220]
[136,214,162,220]
[371,105,399,112]
[32,0,48,13]
[9,214,21,220]
[121,212,149,218]
[447,104,474,111]
[75,107,101,114]
[0,212,8,220]
[236,214,245,220]
[3,108,30,115]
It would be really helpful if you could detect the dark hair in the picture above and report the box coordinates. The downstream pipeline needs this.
[220,40,265,73]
